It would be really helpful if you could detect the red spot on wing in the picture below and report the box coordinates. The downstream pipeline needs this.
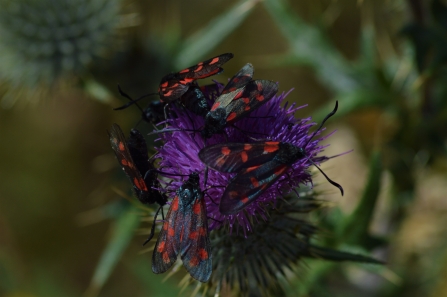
[241,151,248,163]
[263,142,280,153]
[199,248,208,260]
[163,221,168,230]
[164,90,173,97]
[133,177,148,191]
[233,90,244,100]
[121,159,128,166]
[199,227,206,236]
[118,142,125,151]
[245,165,260,173]
[162,252,170,263]
[179,78,194,84]
[227,112,237,122]
[193,201,201,214]
[229,191,238,199]
[211,102,220,111]
[221,146,231,156]
[171,83,179,88]
[161,81,168,88]
[168,227,175,237]
[189,257,199,267]
[274,165,288,176]
[205,68,220,76]
[256,94,265,102]
[244,144,252,150]
[209,57,219,65]
[241,195,249,204]
[194,65,203,72]
[157,241,165,252]
[189,231,198,240]
[250,177,259,187]
[242,97,250,104]
[244,105,251,111]
[171,197,179,211]
[179,68,190,74]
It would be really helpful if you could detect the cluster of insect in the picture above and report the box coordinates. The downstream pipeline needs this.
[109,53,343,282]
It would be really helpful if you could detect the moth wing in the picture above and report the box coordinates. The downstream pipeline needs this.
[225,80,278,125]
[127,128,151,175]
[199,142,281,173]
[108,124,149,195]
[219,161,291,215]
[180,193,212,282]
[210,63,254,110]
[182,53,234,79]
[152,196,182,274]
[158,77,190,102]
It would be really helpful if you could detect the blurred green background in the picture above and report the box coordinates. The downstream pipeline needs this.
[1,0,447,296]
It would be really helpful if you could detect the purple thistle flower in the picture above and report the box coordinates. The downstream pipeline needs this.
[155,84,334,235]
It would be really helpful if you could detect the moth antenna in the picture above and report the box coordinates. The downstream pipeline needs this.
[207,216,222,223]
[143,205,163,246]
[308,158,344,196]
[160,206,165,220]
[114,85,157,110]
[304,101,338,148]
[204,192,218,206]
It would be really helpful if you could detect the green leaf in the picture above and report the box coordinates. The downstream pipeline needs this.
[263,0,359,93]
[358,26,377,69]
[85,206,141,297]
[338,151,383,249]
[305,244,383,264]
[175,0,259,68]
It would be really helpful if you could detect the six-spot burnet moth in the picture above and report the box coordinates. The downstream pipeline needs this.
[109,123,169,245]
[152,172,212,282]
[198,101,343,215]
[113,53,234,120]
[109,123,168,207]
[158,53,234,103]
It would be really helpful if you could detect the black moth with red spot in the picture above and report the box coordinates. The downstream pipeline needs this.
[152,172,212,282]
[109,123,167,206]
[114,53,233,122]
[158,53,234,103]
[198,102,344,215]
[199,141,306,214]
[201,63,278,138]
[109,123,168,243]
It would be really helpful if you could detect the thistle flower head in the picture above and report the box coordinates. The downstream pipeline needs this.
[155,85,332,235]
[0,0,121,106]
